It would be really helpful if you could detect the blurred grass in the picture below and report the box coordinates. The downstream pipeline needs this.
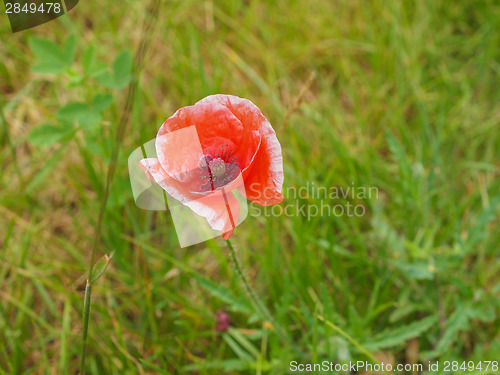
[1,0,500,374]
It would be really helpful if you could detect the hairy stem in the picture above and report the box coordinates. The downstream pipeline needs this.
[225,239,289,344]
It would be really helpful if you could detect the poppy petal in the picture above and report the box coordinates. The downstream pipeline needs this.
[189,189,240,237]
[197,95,284,205]
[156,103,244,182]
[140,158,240,238]
[140,158,197,202]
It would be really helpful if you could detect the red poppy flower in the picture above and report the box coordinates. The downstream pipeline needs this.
[140,94,284,239]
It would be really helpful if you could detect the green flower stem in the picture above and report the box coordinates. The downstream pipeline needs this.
[225,239,289,344]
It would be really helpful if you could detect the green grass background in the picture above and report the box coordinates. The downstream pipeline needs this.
[1,0,500,374]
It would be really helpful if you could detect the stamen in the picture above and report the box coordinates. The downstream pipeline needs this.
[198,146,239,192]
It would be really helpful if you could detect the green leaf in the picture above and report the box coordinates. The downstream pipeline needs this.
[465,304,495,323]
[435,305,468,354]
[227,328,260,358]
[95,71,116,89]
[29,35,76,74]
[91,93,113,112]
[460,193,500,252]
[82,46,108,77]
[29,38,66,64]
[192,274,252,314]
[90,253,113,283]
[29,38,67,74]
[63,34,77,66]
[364,315,438,351]
[31,62,66,74]
[391,260,435,280]
[94,50,133,88]
[223,334,253,361]
[82,45,95,74]
[113,50,133,88]
[65,68,84,89]
[28,124,72,147]
[57,102,102,129]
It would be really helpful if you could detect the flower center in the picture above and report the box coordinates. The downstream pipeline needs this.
[197,145,239,191]
[209,158,226,177]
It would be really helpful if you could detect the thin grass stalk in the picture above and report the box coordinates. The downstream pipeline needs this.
[79,1,160,373]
